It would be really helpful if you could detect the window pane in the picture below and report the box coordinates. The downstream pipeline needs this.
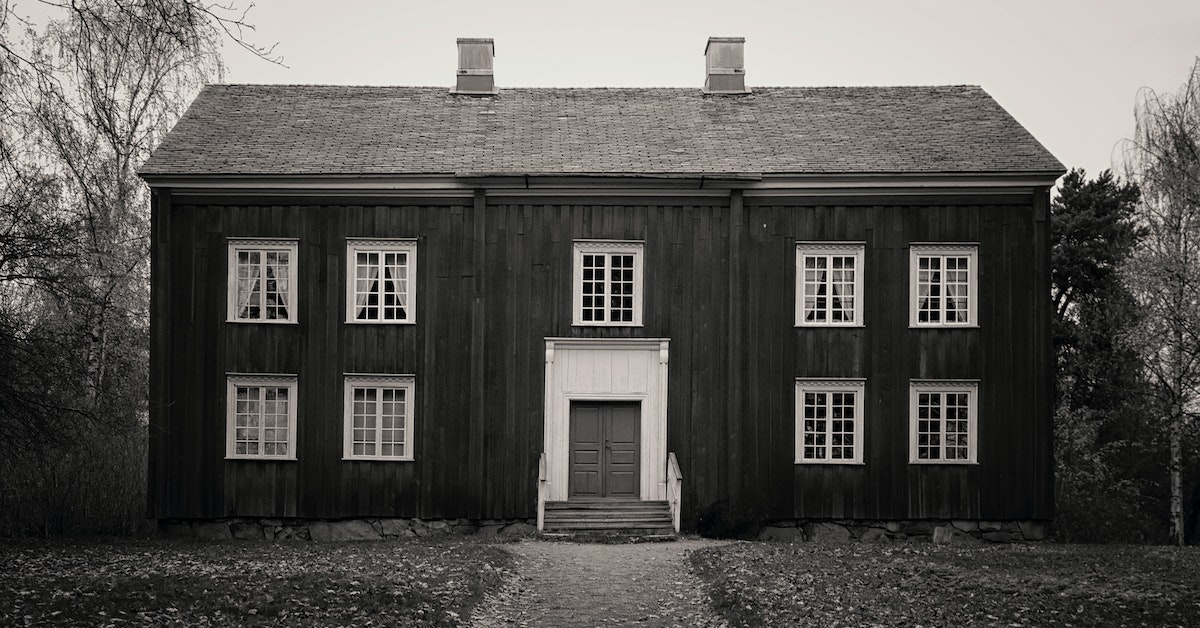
[232,382,292,457]
[608,254,635,323]
[382,251,409,321]
[914,387,974,462]
[355,251,381,321]
[347,383,411,458]
[379,387,406,455]
[802,251,859,324]
[236,251,263,319]
[263,253,290,320]
[352,386,377,455]
[801,387,860,462]
[577,245,640,325]
[581,254,606,322]
[915,252,973,325]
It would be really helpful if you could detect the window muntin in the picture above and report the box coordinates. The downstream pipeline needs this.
[910,244,978,327]
[343,375,415,461]
[572,241,644,326]
[226,375,297,460]
[346,240,417,324]
[909,380,978,464]
[795,379,865,464]
[796,243,865,326]
[228,240,298,323]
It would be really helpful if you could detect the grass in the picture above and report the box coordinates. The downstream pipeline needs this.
[690,541,1200,627]
[5,536,1200,627]
[0,537,511,626]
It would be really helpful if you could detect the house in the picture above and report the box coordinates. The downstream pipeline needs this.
[139,37,1064,540]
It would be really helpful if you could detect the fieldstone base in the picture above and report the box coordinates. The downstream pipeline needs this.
[157,517,536,541]
[757,519,1047,544]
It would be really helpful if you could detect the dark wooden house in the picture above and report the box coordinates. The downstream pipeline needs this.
[140,37,1064,538]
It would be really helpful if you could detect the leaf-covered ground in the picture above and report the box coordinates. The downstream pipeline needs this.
[690,542,1200,627]
[0,538,510,626]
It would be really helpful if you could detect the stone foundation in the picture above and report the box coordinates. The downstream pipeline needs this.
[757,519,1047,544]
[158,517,537,541]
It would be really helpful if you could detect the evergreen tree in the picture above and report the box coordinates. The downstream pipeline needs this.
[1051,168,1159,542]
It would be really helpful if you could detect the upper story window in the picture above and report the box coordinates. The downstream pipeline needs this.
[343,375,415,461]
[910,244,978,327]
[346,239,417,324]
[796,379,865,464]
[910,380,978,464]
[227,239,298,323]
[796,242,865,327]
[572,240,644,326]
[226,374,297,460]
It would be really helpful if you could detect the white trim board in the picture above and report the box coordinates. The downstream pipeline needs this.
[542,338,670,502]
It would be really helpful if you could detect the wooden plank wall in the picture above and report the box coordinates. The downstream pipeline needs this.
[149,191,1053,525]
[744,197,1053,523]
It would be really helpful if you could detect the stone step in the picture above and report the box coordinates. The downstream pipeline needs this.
[544,500,669,510]
[544,507,670,515]
[541,531,677,540]
[547,521,676,530]
[545,516,673,526]
[542,499,675,537]
[543,513,672,522]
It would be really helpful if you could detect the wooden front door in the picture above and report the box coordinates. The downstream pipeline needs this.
[569,402,640,498]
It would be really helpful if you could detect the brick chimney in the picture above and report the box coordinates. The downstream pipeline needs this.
[452,38,497,95]
[703,37,749,95]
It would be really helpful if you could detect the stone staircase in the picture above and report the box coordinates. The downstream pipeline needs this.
[542,499,675,537]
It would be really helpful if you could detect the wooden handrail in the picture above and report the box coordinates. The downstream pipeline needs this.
[536,452,548,531]
[666,452,682,533]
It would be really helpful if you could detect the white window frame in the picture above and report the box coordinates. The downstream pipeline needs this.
[345,239,417,324]
[227,238,299,324]
[571,240,645,327]
[225,374,298,460]
[909,243,978,327]
[795,379,866,464]
[909,380,979,464]
[342,374,416,461]
[795,242,865,327]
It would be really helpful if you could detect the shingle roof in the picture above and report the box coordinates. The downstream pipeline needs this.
[139,84,1063,177]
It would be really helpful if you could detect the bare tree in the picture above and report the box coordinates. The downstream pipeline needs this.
[0,0,276,534]
[1122,57,1200,545]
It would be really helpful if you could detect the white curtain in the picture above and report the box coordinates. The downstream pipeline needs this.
[829,270,843,320]
[264,263,289,319]
[237,263,261,319]
[807,266,827,321]
[383,264,408,317]
[355,263,379,319]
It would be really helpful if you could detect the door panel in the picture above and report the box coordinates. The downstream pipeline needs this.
[569,406,602,497]
[569,402,640,498]
[605,404,640,497]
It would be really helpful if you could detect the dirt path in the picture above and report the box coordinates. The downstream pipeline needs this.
[469,539,730,627]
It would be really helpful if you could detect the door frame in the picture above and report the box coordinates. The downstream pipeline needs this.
[542,338,669,504]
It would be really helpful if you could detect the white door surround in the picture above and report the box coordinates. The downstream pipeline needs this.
[542,338,669,502]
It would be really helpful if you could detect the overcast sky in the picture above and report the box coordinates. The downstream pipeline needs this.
[21,0,1200,180]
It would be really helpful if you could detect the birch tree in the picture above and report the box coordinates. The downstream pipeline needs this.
[0,0,275,533]
[1122,57,1200,545]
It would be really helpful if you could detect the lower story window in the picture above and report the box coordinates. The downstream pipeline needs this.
[795,379,865,464]
[226,375,297,460]
[343,375,415,461]
[910,380,978,464]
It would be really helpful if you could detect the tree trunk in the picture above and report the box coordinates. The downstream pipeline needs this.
[1170,401,1184,545]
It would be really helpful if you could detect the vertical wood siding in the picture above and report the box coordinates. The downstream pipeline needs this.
[149,192,1053,525]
